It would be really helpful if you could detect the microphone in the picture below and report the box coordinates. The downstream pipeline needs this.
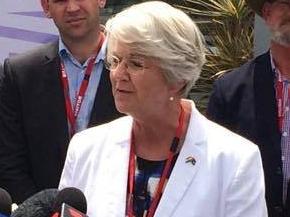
[0,188,12,217]
[51,187,87,217]
[59,203,87,217]
[11,189,58,217]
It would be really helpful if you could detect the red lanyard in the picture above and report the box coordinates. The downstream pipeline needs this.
[126,105,185,217]
[276,73,290,131]
[60,32,105,136]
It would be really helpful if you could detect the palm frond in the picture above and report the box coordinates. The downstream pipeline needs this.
[175,0,254,112]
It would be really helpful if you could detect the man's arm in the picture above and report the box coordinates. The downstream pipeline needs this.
[0,59,37,203]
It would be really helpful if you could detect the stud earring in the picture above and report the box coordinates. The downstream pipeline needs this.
[169,96,174,101]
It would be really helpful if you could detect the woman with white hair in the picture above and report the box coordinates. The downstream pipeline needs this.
[59,1,267,216]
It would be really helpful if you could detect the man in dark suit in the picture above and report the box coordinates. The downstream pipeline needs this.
[0,0,121,203]
[207,0,290,216]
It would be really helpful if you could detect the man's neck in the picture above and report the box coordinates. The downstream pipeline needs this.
[271,42,290,80]
[62,31,102,64]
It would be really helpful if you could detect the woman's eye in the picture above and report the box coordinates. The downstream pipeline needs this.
[110,56,120,66]
[53,0,66,3]
[129,60,144,68]
[112,58,119,64]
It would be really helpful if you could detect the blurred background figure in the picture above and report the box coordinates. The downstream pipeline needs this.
[59,1,267,216]
[207,0,290,216]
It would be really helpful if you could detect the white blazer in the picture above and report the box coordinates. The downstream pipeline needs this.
[59,101,267,217]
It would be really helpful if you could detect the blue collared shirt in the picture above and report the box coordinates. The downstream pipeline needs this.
[59,38,106,133]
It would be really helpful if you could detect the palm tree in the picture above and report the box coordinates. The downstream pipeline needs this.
[176,0,255,112]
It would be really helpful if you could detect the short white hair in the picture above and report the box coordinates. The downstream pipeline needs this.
[105,1,206,97]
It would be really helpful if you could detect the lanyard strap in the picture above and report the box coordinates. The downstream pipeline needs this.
[60,32,105,137]
[276,73,290,131]
[126,105,185,217]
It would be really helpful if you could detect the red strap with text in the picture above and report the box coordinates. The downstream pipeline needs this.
[126,105,185,217]
[60,32,105,137]
[276,73,290,131]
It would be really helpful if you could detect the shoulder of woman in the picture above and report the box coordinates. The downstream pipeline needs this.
[69,116,133,149]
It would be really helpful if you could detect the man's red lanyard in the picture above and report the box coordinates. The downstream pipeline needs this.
[126,105,185,217]
[276,73,290,131]
[60,32,105,137]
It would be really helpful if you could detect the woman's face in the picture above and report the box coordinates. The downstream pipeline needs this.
[109,41,174,117]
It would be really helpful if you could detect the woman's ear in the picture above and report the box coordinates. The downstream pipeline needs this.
[169,80,186,96]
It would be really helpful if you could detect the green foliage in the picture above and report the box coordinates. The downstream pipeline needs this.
[177,0,255,112]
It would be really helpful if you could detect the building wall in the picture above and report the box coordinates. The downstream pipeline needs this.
[254,15,270,56]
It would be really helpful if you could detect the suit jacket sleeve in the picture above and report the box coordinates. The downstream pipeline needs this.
[206,68,252,134]
[0,58,37,203]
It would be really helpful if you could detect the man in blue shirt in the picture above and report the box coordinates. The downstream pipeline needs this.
[0,0,121,203]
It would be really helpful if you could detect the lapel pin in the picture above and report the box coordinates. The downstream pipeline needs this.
[185,156,196,165]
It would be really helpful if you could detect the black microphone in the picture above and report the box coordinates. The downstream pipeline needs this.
[51,187,87,217]
[59,203,87,217]
[11,189,58,217]
[0,188,12,217]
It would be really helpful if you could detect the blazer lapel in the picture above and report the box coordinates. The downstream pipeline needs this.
[254,51,283,210]
[155,104,206,217]
[98,117,133,217]
[254,52,281,156]
[40,42,69,163]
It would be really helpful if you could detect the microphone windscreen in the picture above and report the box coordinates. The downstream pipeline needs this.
[53,188,87,214]
[0,188,12,216]
[11,189,58,217]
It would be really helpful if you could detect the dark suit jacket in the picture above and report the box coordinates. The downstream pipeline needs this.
[0,42,122,203]
[207,52,286,217]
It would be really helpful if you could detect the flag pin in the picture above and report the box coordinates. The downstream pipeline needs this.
[185,156,196,165]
